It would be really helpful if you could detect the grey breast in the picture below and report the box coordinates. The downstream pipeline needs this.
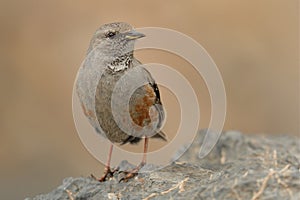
[95,61,163,143]
[95,68,131,143]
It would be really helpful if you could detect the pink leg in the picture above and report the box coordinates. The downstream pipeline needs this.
[92,144,116,182]
[122,137,149,181]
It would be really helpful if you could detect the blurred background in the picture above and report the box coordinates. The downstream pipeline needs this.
[0,0,298,199]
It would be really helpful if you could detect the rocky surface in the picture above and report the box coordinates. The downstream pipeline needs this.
[28,130,300,200]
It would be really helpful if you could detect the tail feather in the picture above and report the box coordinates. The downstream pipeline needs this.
[152,131,167,141]
[120,135,142,145]
[121,131,167,145]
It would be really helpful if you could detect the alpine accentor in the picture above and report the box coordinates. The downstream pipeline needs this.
[76,22,166,181]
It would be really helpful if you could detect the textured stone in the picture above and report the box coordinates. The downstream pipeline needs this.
[28,130,300,200]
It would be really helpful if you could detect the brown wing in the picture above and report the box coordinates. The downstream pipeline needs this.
[127,81,166,142]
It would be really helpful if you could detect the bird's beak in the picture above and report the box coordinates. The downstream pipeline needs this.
[125,30,145,40]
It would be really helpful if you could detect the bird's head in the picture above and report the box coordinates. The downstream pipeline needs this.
[87,22,145,61]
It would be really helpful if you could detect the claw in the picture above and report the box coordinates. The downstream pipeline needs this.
[119,162,145,182]
[91,167,119,182]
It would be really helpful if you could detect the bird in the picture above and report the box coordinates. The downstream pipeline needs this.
[75,22,166,182]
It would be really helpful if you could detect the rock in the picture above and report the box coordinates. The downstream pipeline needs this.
[28,130,300,200]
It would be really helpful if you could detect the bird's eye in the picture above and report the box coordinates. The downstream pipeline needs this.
[106,31,116,38]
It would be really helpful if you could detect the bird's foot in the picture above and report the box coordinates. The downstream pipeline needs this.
[91,167,119,182]
[120,162,146,182]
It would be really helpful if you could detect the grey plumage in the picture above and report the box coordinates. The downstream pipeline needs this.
[76,22,166,145]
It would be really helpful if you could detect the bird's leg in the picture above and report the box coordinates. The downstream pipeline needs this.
[122,137,149,181]
[92,144,117,182]
[141,137,149,166]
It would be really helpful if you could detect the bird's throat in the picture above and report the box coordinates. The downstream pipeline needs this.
[107,52,133,72]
